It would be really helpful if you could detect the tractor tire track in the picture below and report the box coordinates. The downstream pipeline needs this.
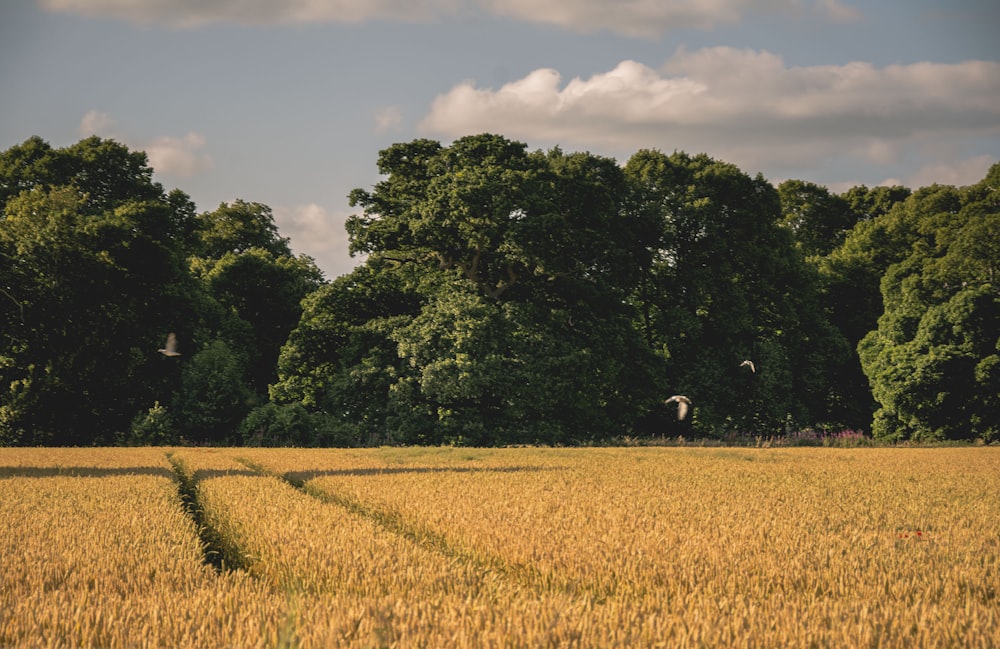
[166,452,252,573]
[236,456,614,604]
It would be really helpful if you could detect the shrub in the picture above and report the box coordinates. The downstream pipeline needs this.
[239,402,353,447]
[127,401,178,446]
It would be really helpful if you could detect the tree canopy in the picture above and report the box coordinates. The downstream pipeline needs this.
[858,172,1000,441]
[2,134,996,446]
[292,135,665,444]
[0,137,322,445]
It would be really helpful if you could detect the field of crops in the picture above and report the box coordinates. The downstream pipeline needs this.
[2,446,998,648]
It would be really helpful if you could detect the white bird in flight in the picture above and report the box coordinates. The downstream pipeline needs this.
[740,360,756,373]
[665,395,691,421]
[158,333,181,357]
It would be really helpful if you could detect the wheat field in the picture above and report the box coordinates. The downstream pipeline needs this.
[2,446,998,647]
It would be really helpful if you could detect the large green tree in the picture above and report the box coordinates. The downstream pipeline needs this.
[196,250,322,392]
[347,135,657,299]
[193,200,292,259]
[0,137,323,446]
[275,134,663,444]
[148,201,323,444]
[0,136,167,213]
[625,150,849,436]
[819,185,924,349]
[802,184,915,429]
[270,261,422,445]
[859,167,1000,441]
[0,138,201,443]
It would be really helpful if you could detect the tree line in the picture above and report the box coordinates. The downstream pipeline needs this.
[1,134,996,446]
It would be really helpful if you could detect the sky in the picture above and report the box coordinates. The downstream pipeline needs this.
[2,1,998,280]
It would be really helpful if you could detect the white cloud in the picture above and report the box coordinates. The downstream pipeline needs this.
[419,48,1000,176]
[374,106,404,134]
[272,203,362,279]
[41,0,856,35]
[144,133,213,177]
[79,109,116,137]
[77,110,213,177]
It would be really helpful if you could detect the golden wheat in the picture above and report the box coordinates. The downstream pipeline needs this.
[171,447,599,647]
[2,446,998,647]
[242,446,1000,648]
[0,448,285,648]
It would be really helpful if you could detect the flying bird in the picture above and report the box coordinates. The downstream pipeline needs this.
[158,333,181,357]
[665,395,692,421]
[740,360,756,373]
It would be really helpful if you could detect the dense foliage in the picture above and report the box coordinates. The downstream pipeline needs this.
[857,173,1000,441]
[0,137,323,445]
[1,135,996,445]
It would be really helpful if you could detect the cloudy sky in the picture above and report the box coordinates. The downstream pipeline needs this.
[2,1,998,279]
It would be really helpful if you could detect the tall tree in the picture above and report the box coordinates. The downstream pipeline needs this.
[840,184,911,223]
[193,247,324,398]
[0,136,60,207]
[625,150,848,435]
[347,135,550,299]
[815,184,940,430]
[859,167,1000,441]
[277,134,663,444]
[0,183,199,444]
[270,261,422,445]
[194,200,292,260]
[0,136,167,214]
[0,138,291,446]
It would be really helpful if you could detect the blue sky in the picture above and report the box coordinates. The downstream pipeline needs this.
[2,1,998,279]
